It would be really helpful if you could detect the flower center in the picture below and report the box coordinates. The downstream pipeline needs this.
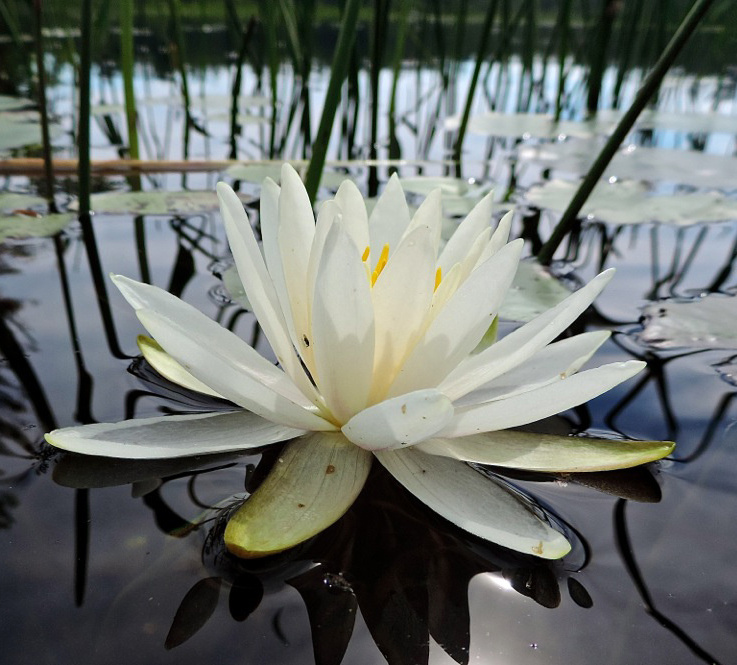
[363,244,442,292]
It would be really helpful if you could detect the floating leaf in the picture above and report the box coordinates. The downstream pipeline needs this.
[519,140,737,190]
[0,193,47,212]
[0,96,34,112]
[500,260,572,322]
[0,212,74,240]
[224,163,285,183]
[524,179,737,225]
[639,294,737,349]
[597,109,737,135]
[463,112,615,139]
[70,190,254,215]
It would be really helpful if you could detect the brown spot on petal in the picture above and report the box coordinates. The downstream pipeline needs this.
[297,503,305,508]
[326,464,336,474]
[532,541,544,555]
[401,404,407,414]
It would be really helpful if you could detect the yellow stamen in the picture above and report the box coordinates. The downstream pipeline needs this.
[434,266,442,292]
[361,245,370,262]
[371,244,390,286]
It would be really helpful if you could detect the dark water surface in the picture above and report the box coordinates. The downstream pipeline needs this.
[1,179,736,664]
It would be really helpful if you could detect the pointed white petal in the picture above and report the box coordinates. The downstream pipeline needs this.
[417,431,675,471]
[311,222,375,423]
[341,389,454,451]
[334,179,370,252]
[368,173,411,265]
[439,268,615,401]
[388,239,523,397]
[137,335,222,397]
[278,164,317,372]
[113,274,313,405]
[224,433,372,557]
[375,448,571,559]
[306,199,340,314]
[217,183,320,403]
[476,210,514,265]
[45,410,302,459]
[260,177,297,338]
[135,306,336,431]
[400,188,443,255]
[438,189,494,274]
[441,360,645,437]
[370,225,437,400]
[457,331,610,407]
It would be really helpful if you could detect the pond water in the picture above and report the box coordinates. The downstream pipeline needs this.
[2,18,737,665]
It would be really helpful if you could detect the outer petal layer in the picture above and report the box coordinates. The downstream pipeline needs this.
[224,433,372,557]
[45,411,302,459]
[442,360,645,437]
[417,430,675,471]
[375,447,571,559]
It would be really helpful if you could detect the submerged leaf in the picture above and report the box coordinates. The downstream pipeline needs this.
[165,577,222,649]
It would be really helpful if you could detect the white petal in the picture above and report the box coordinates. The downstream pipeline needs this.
[311,222,375,423]
[440,268,615,401]
[368,173,411,265]
[341,389,454,451]
[476,209,514,265]
[438,189,494,274]
[370,225,437,401]
[137,335,222,397]
[441,360,645,437]
[375,447,571,559]
[457,331,610,407]
[278,164,317,372]
[387,239,523,397]
[400,188,443,255]
[45,410,302,459]
[417,431,675,471]
[217,183,319,403]
[260,177,296,340]
[135,306,336,431]
[334,179,370,252]
[224,433,372,557]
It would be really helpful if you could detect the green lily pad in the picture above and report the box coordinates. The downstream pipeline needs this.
[597,109,737,134]
[524,179,737,225]
[463,111,615,139]
[0,96,34,112]
[0,193,47,212]
[519,140,737,190]
[639,294,737,349]
[500,259,572,322]
[225,163,286,183]
[0,212,75,240]
[72,190,254,215]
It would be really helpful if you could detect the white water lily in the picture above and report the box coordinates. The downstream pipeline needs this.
[46,164,673,560]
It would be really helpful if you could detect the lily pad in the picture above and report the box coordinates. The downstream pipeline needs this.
[500,259,572,322]
[0,193,47,212]
[519,140,737,190]
[523,179,737,225]
[72,190,254,215]
[463,112,615,140]
[597,109,737,135]
[639,294,737,349]
[225,163,287,183]
[0,96,34,112]
[0,212,75,240]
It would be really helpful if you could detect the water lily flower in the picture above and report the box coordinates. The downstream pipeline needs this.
[45,165,674,560]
